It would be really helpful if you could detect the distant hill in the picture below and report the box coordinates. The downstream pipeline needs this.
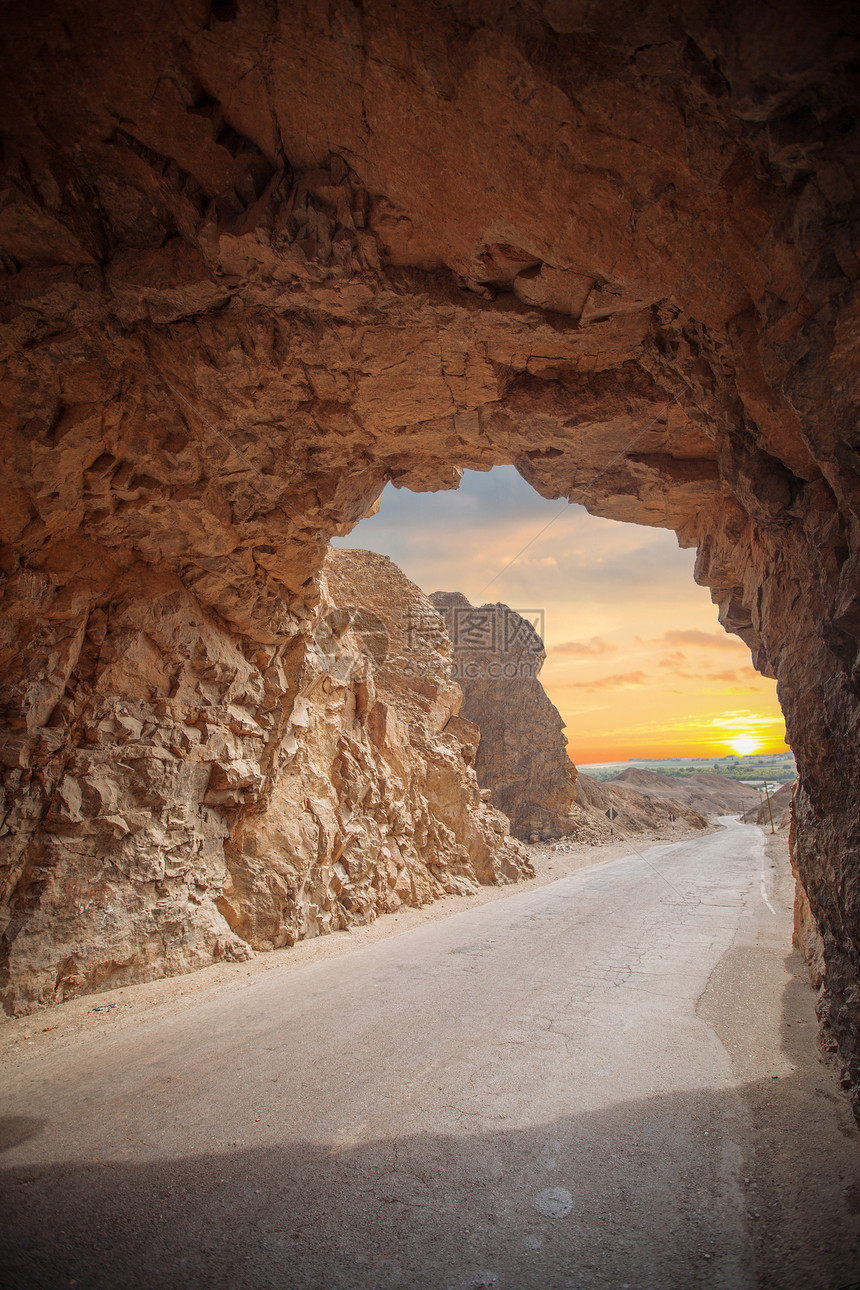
[609,768,761,818]
[575,772,708,836]
[581,752,796,784]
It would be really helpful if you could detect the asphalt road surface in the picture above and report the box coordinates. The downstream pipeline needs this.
[2,819,860,1289]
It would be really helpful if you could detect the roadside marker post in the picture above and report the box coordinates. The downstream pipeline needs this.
[763,781,775,834]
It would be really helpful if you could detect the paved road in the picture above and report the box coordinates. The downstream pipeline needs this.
[2,819,859,1289]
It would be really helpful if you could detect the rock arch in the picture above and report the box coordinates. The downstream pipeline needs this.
[1,1,859,1102]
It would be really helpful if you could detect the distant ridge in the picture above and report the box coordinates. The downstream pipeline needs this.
[579,751,795,784]
[609,768,760,817]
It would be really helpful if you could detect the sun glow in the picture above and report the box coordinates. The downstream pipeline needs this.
[730,734,761,757]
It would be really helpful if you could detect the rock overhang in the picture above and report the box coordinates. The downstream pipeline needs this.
[2,0,860,1106]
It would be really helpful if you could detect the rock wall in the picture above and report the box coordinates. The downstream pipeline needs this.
[791,805,826,992]
[0,545,529,1013]
[1,0,860,1105]
[222,549,532,954]
[429,593,576,841]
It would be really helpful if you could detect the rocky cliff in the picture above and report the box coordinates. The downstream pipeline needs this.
[429,593,576,840]
[1,0,860,1107]
[424,593,707,842]
[0,545,530,1013]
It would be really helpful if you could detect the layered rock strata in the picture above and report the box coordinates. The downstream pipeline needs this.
[1,0,860,1106]
[429,593,576,841]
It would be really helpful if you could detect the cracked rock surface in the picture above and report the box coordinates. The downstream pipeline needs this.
[0,543,530,1013]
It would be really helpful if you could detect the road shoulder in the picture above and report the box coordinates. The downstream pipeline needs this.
[697,829,860,1287]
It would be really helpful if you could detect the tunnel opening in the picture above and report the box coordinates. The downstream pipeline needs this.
[332,464,790,768]
[0,0,858,1111]
[329,462,791,846]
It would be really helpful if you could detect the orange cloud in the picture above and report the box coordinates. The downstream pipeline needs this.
[336,465,789,763]
[551,637,617,656]
[566,670,650,691]
[660,629,746,650]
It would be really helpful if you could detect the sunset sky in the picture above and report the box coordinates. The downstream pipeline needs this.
[332,465,789,765]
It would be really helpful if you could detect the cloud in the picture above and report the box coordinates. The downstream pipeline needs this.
[654,660,762,686]
[551,637,618,656]
[660,629,746,650]
[332,463,788,759]
[566,670,650,691]
[335,466,700,607]
[707,710,786,732]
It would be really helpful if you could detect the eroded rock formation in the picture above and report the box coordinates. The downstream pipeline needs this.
[1,0,860,1106]
[0,544,530,1012]
[429,593,576,840]
[221,549,532,953]
[417,592,708,842]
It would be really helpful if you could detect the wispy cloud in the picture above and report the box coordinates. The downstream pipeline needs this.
[708,710,785,732]
[334,464,787,760]
[550,637,618,657]
[566,670,650,691]
[336,467,700,608]
[660,628,746,650]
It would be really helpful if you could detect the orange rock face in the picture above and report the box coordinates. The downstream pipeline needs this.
[1,0,859,1106]
[0,540,531,1011]
[219,549,532,958]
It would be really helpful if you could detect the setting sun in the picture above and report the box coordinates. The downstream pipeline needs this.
[730,734,761,757]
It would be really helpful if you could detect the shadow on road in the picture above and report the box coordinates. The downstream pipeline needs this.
[3,917,860,1290]
[2,1045,858,1290]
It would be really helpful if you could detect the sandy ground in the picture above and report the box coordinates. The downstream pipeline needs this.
[0,820,715,1071]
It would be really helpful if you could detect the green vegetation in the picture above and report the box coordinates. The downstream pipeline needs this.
[581,752,796,784]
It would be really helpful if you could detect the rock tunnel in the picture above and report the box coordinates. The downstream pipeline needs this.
[1,2,860,1103]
